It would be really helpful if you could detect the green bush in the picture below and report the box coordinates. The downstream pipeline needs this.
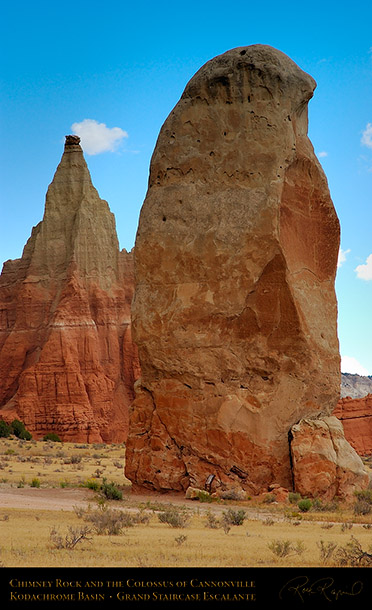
[43,433,62,442]
[0,420,11,438]
[196,490,213,503]
[82,478,100,492]
[30,477,41,488]
[298,498,312,512]
[10,419,32,440]
[101,478,123,501]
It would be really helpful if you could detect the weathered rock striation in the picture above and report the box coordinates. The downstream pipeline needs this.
[125,44,368,498]
[334,394,372,456]
[0,136,139,442]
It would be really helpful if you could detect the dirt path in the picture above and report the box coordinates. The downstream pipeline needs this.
[0,486,93,511]
[0,485,281,522]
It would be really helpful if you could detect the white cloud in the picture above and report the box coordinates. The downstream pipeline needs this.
[317,151,328,158]
[71,119,128,155]
[341,355,369,376]
[361,123,372,149]
[355,253,372,280]
[337,247,350,269]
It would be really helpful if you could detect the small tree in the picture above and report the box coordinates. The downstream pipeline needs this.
[10,419,32,440]
[0,420,11,438]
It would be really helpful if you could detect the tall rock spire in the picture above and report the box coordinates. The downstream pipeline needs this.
[0,137,139,442]
[125,45,368,499]
[23,135,120,290]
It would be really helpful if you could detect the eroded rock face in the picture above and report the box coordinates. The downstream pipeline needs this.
[290,416,370,501]
[125,45,343,493]
[334,395,372,456]
[0,137,140,442]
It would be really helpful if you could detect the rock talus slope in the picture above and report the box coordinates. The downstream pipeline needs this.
[125,45,368,497]
[0,136,139,442]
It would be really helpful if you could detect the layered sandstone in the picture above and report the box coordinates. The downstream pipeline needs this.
[334,395,372,456]
[125,45,356,495]
[0,136,139,442]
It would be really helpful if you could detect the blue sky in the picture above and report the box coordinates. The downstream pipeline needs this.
[1,0,371,375]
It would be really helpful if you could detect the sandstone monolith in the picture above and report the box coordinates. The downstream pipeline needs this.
[0,137,139,441]
[125,45,367,497]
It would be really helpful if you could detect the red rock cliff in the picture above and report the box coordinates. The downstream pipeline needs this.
[0,136,139,442]
[334,395,372,456]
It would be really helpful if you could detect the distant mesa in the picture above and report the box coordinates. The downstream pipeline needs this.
[341,372,372,399]
[333,373,372,456]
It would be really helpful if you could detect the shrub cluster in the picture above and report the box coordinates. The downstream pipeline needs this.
[204,508,247,534]
[74,504,150,535]
[158,507,190,528]
[354,489,372,516]
[222,508,247,526]
[0,419,32,440]
[336,536,372,566]
[101,478,123,501]
[50,526,92,549]
[81,478,123,500]
[43,433,62,442]
[268,539,306,558]
[297,498,312,513]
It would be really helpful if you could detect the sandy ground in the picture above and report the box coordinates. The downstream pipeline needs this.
[0,486,93,511]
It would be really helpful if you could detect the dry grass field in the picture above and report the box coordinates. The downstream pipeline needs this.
[1,437,372,568]
[0,436,129,488]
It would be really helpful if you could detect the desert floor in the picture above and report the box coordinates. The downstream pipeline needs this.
[1,437,372,568]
